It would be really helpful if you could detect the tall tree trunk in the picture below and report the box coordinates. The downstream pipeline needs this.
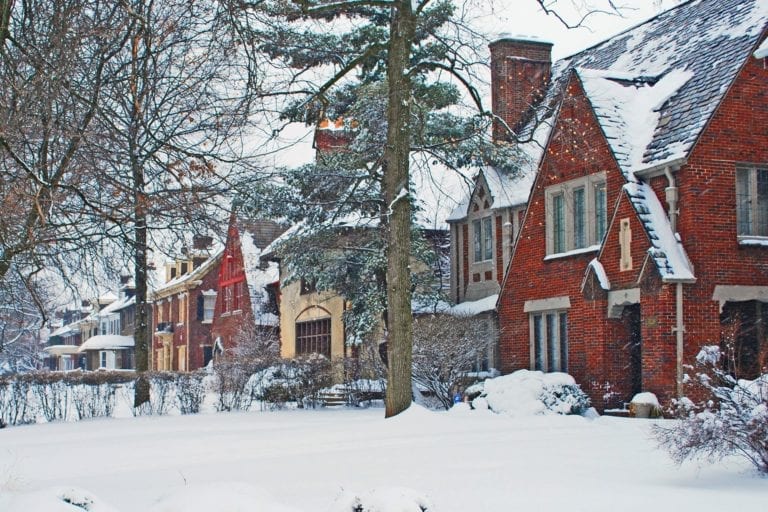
[384,1,416,418]
[130,22,150,408]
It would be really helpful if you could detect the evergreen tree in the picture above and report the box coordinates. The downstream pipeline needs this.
[235,0,523,417]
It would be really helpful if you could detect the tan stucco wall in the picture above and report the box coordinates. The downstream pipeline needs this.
[279,280,346,360]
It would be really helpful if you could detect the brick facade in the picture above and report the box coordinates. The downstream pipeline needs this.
[498,33,768,410]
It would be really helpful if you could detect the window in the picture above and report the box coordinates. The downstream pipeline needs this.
[99,351,108,369]
[177,346,187,372]
[530,311,568,372]
[223,286,232,312]
[736,165,768,238]
[546,173,607,255]
[199,292,216,322]
[233,281,242,311]
[472,216,493,262]
[295,318,331,357]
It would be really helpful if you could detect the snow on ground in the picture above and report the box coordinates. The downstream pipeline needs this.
[0,404,764,512]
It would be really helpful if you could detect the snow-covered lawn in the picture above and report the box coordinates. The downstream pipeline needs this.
[0,405,764,511]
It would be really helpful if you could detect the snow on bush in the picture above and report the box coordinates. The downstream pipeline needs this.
[0,486,120,512]
[462,370,591,417]
[329,487,435,512]
[655,345,768,474]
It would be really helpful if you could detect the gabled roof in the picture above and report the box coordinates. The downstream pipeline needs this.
[564,0,767,174]
[152,248,224,297]
[234,219,284,327]
[493,0,766,283]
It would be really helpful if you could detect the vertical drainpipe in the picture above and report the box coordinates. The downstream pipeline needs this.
[664,166,685,398]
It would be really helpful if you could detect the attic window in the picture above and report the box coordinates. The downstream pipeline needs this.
[478,187,486,199]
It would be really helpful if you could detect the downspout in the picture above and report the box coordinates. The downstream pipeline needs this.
[664,166,684,398]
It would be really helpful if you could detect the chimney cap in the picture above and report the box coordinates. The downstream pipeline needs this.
[490,33,553,47]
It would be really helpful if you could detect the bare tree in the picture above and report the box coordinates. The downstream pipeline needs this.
[86,0,257,406]
[412,314,493,410]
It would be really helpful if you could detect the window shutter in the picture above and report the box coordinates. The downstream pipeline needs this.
[196,294,204,321]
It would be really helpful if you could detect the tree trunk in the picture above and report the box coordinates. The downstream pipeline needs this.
[130,21,150,408]
[384,1,416,418]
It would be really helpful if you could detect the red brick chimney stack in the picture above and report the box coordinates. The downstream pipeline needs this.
[490,37,553,141]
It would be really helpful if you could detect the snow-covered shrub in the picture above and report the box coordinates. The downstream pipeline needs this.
[176,371,206,415]
[655,345,768,473]
[411,313,495,410]
[330,487,434,512]
[0,375,36,426]
[30,372,71,422]
[468,370,590,417]
[248,356,333,409]
[213,359,259,412]
[133,372,177,416]
[72,382,116,420]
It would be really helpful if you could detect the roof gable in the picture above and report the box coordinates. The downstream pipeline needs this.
[562,0,767,174]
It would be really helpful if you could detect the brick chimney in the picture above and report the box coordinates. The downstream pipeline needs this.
[490,37,553,141]
[314,118,354,155]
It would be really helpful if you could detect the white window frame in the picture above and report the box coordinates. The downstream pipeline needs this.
[529,310,569,373]
[202,291,217,323]
[472,216,494,263]
[545,173,607,256]
[736,165,768,240]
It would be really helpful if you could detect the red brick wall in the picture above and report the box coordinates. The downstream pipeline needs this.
[186,262,222,370]
[671,49,768,385]
[498,74,624,408]
[211,223,256,351]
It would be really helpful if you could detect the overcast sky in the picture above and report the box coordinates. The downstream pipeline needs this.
[475,0,679,60]
[267,0,681,168]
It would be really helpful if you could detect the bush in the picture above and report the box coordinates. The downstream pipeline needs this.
[411,314,495,410]
[468,370,591,417]
[655,346,768,473]
[176,371,206,414]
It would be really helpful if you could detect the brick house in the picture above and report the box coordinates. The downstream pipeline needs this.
[494,0,768,409]
[489,0,768,410]
[210,215,285,354]
[151,238,222,371]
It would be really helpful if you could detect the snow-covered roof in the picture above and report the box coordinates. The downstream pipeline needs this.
[43,344,81,356]
[755,37,768,58]
[449,294,498,316]
[623,181,695,282]
[78,335,134,352]
[98,295,135,316]
[561,0,767,172]
[587,259,611,291]
[577,67,693,175]
[239,224,281,327]
[152,248,224,296]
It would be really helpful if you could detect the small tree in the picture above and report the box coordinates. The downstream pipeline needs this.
[655,345,768,474]
[411,313,494,410]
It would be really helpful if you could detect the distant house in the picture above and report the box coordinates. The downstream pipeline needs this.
[150,237,222,371]
[78,277,136,371]
[43,302,97,371]
[458,0,768,410]
[210,215,285,354]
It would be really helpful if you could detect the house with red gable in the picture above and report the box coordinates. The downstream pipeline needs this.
[453,0,768,410]
[210,215,286,354]
[150,236,222,371]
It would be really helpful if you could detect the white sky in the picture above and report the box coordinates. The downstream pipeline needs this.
[266,0,681,168]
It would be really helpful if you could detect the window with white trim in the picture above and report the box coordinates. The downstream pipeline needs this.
[546,174,607,255]
[736,165,768,238]
[472,216,493,262]
[530,310,568,372]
